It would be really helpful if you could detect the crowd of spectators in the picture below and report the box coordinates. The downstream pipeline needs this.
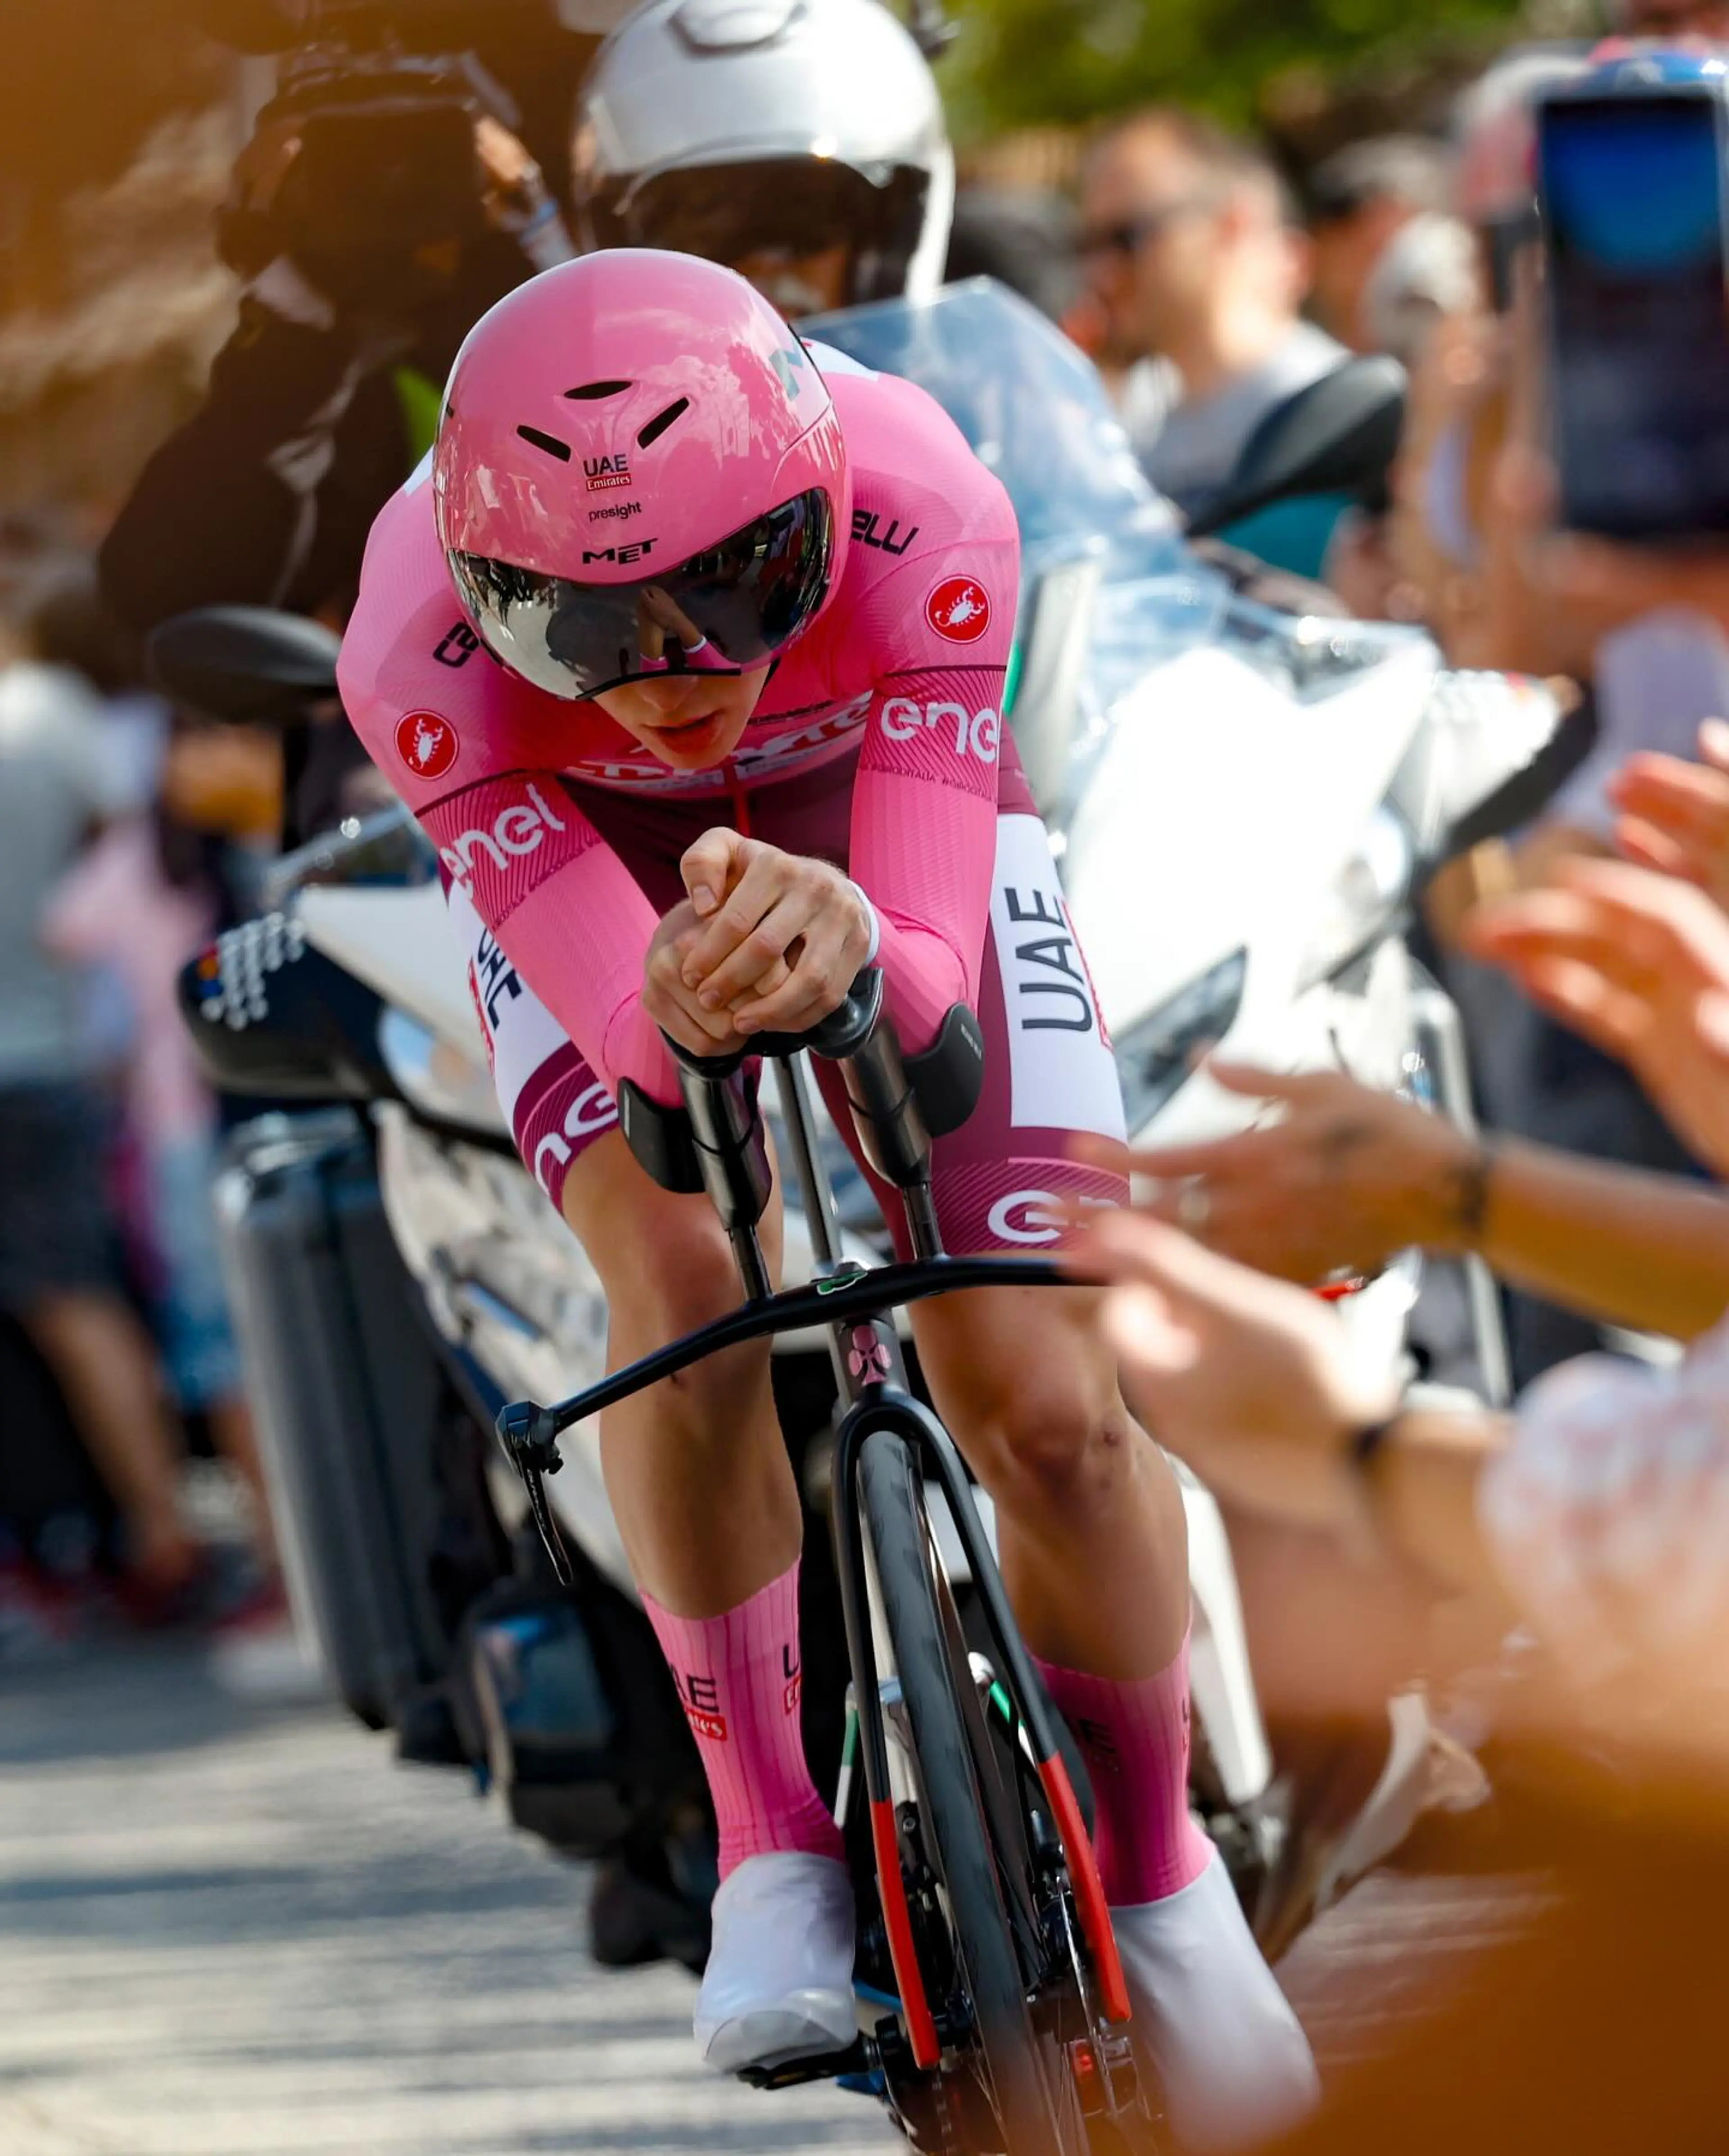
[0,548,287,1673]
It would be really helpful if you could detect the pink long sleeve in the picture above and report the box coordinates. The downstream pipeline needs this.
[846,541,1017,1052]
[420,774,679,1105]
[851,663,1004,1051]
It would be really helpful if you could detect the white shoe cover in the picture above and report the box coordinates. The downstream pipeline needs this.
[694,1851,858,2074]
[1113,1849,1320,2151]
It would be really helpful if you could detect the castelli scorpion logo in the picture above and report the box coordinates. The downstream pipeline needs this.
[394,710,459,780]
[925,574,992,644]
[847,1327,892,1383]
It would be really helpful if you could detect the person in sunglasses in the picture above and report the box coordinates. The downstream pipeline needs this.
[1077,108,1348,528]
[339,249,1317,2133]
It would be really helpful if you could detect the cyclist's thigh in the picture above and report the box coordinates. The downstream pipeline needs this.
[562,1124,783,1333]
[822,804,1129,1418]
[451,881,779,1315]
[815,805,1127,1264]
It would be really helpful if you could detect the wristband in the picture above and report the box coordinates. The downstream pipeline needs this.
[516,199,578,274]
[1449,1139,1497,1252]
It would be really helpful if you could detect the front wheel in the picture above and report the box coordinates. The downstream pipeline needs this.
[859,1430,1091,2156]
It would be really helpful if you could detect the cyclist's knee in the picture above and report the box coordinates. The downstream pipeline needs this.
[612,1210,751,1342]
[951,1317,1132,1515]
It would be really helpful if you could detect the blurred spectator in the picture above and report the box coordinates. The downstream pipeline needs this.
[1305,135,1453,353]
[0,579,204,1610]
[1322,208,1480,616]
[96,92,583,701]
[1077,108,1348,523]
[1358,212,1480,372]
[42,730,282,1608]
[1616,0,1729,34]
[1367,47,1729,1391]
[1384,49,1588,654]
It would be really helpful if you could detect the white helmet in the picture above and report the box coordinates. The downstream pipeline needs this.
[573,0,955,309]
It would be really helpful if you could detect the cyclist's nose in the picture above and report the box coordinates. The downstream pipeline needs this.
[634,676,705,717]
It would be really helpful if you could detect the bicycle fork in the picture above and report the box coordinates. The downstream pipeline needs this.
[764,1057,1133,2074]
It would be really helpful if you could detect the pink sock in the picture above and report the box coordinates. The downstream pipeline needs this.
[643,1559,844,1880]
[1035,1627,1213,1907]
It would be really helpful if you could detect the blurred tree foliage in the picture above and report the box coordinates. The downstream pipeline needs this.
[939,0,1530,144]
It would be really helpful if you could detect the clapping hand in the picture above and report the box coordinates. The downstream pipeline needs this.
[1609,719,1729,913]
[1466,858,1729,1174]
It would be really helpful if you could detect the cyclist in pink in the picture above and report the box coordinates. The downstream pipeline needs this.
[340,250,1315,2144]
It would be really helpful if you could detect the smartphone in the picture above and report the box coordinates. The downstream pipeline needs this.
[1538,82,1729,539]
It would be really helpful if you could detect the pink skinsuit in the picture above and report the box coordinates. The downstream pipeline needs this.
[339,354,1126,1250]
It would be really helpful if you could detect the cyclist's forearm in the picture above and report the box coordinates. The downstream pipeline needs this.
[1471,1141,1729,1340]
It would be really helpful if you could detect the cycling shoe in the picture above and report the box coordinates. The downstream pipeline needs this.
[694,1851,858,2073]
[1113,1847,1320,2151]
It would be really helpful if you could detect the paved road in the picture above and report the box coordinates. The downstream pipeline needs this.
[0,1644,1534,2156]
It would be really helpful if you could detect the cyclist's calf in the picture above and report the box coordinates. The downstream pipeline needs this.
[561,1132,797,1611]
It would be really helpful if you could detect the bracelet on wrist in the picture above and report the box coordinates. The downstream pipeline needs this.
[1448,1137,1497,1252]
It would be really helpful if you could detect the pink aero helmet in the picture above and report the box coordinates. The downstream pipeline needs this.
[434,249,850,701]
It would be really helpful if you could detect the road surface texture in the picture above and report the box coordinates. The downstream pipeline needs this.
[0,1641,1535,2155]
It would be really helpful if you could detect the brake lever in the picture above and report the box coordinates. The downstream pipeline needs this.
[497,1399,575,1587]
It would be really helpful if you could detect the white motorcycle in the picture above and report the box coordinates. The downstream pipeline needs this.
[163,280,1566,1967]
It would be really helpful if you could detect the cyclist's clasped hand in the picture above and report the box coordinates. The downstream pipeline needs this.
[665,829,874,1040]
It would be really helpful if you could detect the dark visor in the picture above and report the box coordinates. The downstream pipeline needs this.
[449,488,833,701]
[593,158,928,269]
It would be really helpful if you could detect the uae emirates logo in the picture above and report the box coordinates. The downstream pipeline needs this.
[394,711,459,780]
[926,574,992,643]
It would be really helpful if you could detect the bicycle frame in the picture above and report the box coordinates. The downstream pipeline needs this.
[497,1009,1132,2097]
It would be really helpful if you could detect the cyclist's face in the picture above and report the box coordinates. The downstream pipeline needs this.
[594,663,770,772]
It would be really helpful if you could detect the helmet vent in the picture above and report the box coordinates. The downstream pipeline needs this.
[516,424,571,462]
[565,380,633,400]
[637,397,691,449]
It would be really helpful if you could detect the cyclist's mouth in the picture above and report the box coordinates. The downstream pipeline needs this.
[645,709,727,760]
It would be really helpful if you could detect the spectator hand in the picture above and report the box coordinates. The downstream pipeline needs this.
[1466,858,1729,1174]
[1608,718,1729,910]
[1089,1060,1485,1282]
[475,117,574,271]
[1072,1208,1397,1532]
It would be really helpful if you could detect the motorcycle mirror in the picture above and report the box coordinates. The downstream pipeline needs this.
[1433,696,1598,864]
[1011,556,1103,824]
[1187,355,1407,540]
[1392,676,1595,898]
[147,605,343,728]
